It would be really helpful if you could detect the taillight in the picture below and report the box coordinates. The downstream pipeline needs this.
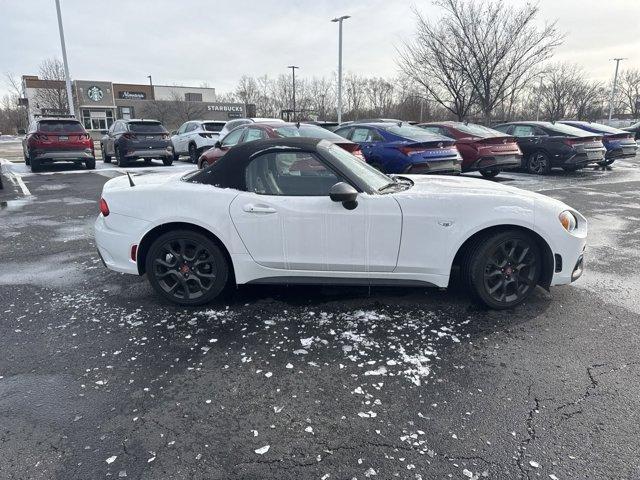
[33,133,49,141]
[99,198,110,217]
[161,134,170,140]
[563,138,580,147]
[400,145,430,155]
[122,133,137,140]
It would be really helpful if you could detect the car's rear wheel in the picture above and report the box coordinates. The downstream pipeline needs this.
[145,230,229,306]
[598,159,615,167]
[85,157,96,170]
[102,144,112,163]
[162,157,173,166]
[526,151,551,175]
[30,156,40,172]
[480,169,500,179]
[115,146,127,167]
[463,230,541,309]
[189,143,199,164]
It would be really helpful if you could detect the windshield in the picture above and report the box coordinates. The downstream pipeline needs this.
[384,124,443,141]
[128,122,167,133]
[275,124,347,141]
[202,122,225,132]
[453,123,505,137]
[319,141,393,192]
[545,122,596,137]
[38,120,84,133]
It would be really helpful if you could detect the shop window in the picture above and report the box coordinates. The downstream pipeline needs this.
[185,92,203,102]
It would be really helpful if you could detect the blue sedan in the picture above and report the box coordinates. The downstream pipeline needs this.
[334,122,462,174]
[559,121,638,166]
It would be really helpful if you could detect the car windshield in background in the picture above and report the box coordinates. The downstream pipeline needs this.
[203,123,225,132]
[128,122,166,133]
[39,121,84,133]
[384,124,442,141]
[546,123,596,137]
[454,123,505,137]
[319,141,392,192]
[275,124,347,141]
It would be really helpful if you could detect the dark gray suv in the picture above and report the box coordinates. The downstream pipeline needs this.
[100,119,173,167]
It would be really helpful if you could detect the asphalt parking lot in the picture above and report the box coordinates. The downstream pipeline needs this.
[1,148,640,480]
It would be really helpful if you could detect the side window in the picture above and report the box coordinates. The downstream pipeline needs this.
[512,125,535,137]
[221,127,245,147]
[243,128,266,142]
[420,125,440,135]
[334,127,353,140]
[368,129,384,142]
[245,151,341,196]
[109,121,117,134]
[177,123,188,134]
[351,127,372,142]
[533,127,549,136]
[187,123,199,132]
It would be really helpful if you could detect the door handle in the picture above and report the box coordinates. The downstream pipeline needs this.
[243,204,276,214]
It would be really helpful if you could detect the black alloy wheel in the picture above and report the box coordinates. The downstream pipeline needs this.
[189,143,199,164]
[145,230,229,305]
[465,231,541,309]
[526,152,551,175]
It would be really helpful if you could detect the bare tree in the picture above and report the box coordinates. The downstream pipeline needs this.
[397,9,477,121]
[343,73,367,120]
[34,58,69,114]
[618,68,640,118]
[365,77,395,117]
[0,73,28,133]
[430,0,563,123]
[538,63,581,121]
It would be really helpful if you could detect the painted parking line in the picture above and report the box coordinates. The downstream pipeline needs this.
[0,159,31,196]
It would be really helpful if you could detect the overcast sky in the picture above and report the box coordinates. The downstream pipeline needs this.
[2,0,639,98]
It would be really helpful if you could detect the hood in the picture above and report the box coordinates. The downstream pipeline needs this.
[395,174,545,201]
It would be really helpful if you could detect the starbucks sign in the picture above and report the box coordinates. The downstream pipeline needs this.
[87,86,104,102]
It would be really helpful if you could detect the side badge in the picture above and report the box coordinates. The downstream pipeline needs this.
[438,220,454,227]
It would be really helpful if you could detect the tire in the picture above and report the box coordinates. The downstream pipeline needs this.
[480,169,500,179]
[598,158,615,167]
[463,230,541,309]
[102,144,112,163]
[173,147,180,162]
[30,157,40,173]
[85,157,96,170]
[162,157,173,166]
[115,146,127,167]
[144,158,152,165]
[562,166,580,172]
[145,230,229,306]
[25,152,31,166]
[188,143,199,164]
[525,151,551,175]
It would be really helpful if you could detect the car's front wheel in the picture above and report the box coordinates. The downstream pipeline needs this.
[189,143,200,164]
[464,230,541,309]
[145,230,229,306]
[480,169,500,179]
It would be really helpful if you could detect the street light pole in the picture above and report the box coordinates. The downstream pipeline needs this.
[332,15,350,124]
[608,58,627,123]
[147,75,154,100]
[54,0,75,116]
[287,65,299,121]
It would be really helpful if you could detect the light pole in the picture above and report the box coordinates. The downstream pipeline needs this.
[147,75,154,100]
[287,65,299,121]
[608,58,627,123]
[54,0,75,116]
[332,15,350,124]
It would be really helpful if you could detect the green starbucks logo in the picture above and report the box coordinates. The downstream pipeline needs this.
[87,86,104,102]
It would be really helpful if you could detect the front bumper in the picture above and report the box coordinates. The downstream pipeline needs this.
[34,149,94,162]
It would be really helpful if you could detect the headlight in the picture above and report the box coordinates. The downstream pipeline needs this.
[559,210,577,232]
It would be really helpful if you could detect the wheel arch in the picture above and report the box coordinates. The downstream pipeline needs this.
[136,222,235,283]
[451,224,554,290]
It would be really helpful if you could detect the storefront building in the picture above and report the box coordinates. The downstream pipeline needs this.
[21,75,247,136]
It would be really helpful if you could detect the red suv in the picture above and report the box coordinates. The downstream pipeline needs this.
[198,122,364,169]
[23,118,96,172]
[418,121,521,178]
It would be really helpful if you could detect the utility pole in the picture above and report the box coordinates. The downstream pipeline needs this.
[608,58,627,123]
[147,75,154,100]
[332,15,350,124]
[54,0,74,116]
[287,65,299,121]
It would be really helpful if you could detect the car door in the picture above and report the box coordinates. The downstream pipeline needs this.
[106,122,118,156]
[229,149,402,272]
[510,125,539,156]
[173,122,188,153]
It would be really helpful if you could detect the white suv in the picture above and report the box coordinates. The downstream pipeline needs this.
[171,120,226,163]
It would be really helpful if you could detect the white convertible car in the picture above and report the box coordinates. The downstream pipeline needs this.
[95,138,586,309]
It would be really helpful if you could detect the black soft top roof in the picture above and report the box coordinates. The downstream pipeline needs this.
[187,137,324,190]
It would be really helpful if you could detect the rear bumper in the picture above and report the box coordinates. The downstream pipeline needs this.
[94,213,148,275]
[405,156,462,174]
[468,154,522,172]
[125,147,173,159]
[605,144,638,159]
[559,150,605,167]
[33,149,94,162]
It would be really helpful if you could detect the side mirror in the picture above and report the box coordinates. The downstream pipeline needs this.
[17,129,26,135]
[214,140,222,149]
[329,182,358,210]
